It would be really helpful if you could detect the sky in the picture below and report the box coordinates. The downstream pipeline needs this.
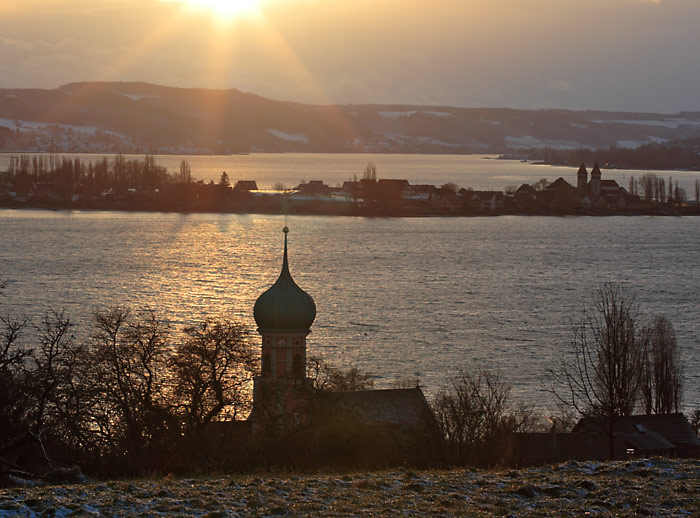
[1,0,700,112]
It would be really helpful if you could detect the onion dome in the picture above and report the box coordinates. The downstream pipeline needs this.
[254,227,316,333]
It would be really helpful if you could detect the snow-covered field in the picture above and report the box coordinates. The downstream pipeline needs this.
[1,458,698,517]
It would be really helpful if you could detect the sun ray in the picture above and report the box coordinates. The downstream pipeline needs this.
[39,7,191,123]
[159,0,262,21]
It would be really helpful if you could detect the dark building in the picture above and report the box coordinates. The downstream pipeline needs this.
[234,180,258,192]
[573,413,700,459]
[248,227,442,466]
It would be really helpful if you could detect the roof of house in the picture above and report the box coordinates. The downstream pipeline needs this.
[378,179,410,187]
[623,430,675,452]
[546,177,575,191]
[515,184,536,195]
[234,180,258,191]
[329,387,436,429]
[573,413,700,448]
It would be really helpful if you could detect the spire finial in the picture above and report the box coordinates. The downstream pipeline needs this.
[282,225,290,274]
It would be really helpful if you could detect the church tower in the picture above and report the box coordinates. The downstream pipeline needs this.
[251,226,316,434]
[576,162,588,191]
[590,161,602,197]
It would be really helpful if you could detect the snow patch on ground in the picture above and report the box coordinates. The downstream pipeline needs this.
[378,132,460,147]
[422,111,452,118]
[378,110,452,119]
[505,135,590,150]
[593,118,700,128]
[616,136,671,149]
[378,111,417,119]
[0,118,121,137]
[122,94,161,101]
[0,458,697,517]
[267,129,310,144]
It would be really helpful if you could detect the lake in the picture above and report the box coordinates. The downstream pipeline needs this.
[1,206,699,413]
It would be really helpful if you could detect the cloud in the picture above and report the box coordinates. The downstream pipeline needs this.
[549,80,573,93]
[2,0,700,111]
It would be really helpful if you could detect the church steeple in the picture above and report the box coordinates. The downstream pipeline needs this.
[254,226,316,335]
[251,226,316,434]
[253,226,315,380]
[590,161,602,197]
[577,162,588,191]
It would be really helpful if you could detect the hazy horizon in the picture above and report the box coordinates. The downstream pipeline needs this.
[3,0,700,113]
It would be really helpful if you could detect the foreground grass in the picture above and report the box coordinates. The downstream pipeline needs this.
[1,458,699,517]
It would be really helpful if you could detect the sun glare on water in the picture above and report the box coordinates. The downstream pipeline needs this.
[162,0,261,19]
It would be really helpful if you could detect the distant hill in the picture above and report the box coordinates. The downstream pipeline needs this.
[2,81,700,154]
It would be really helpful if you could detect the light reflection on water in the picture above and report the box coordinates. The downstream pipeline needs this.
[1,209,699,412]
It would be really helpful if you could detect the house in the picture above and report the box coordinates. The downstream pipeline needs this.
[512,413,700,465]
[467,191,505,210]
[234,180,258,192]
[341,180,359,197]
[296,180,331,196]
[377,179,410,199]
[428,187,461,211]
[572,413,700,459]
[513,184,537,208]
[543,177,578,209]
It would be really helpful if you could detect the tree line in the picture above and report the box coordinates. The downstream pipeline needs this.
[5,154,174,198]
[524,141,700,172]
[0,281,696,481]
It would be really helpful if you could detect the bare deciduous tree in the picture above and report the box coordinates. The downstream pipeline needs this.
[433,367,532,466]
[306,355,374,392]
[639,173,656,201]
[363,162,377,181]
[641,316,682,414]
[171,318,256,433]
[548,283,647,458]
[179,159,192,184]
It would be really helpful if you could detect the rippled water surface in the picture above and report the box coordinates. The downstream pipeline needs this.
[2,209,699,411]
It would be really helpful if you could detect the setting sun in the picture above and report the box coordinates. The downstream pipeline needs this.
[161,0,261,19]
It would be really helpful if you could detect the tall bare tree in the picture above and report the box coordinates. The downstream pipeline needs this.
[363,162,377,181]
[549,283,647,458]
[639,173,656,201]
[179,159,192,184]
[641,316,682,414]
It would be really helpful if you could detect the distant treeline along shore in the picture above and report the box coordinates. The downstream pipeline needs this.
[1,153,699,216]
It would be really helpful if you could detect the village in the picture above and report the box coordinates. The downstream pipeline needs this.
[1,154,698,215]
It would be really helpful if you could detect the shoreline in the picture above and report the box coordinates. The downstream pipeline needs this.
[1,202,697,218]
